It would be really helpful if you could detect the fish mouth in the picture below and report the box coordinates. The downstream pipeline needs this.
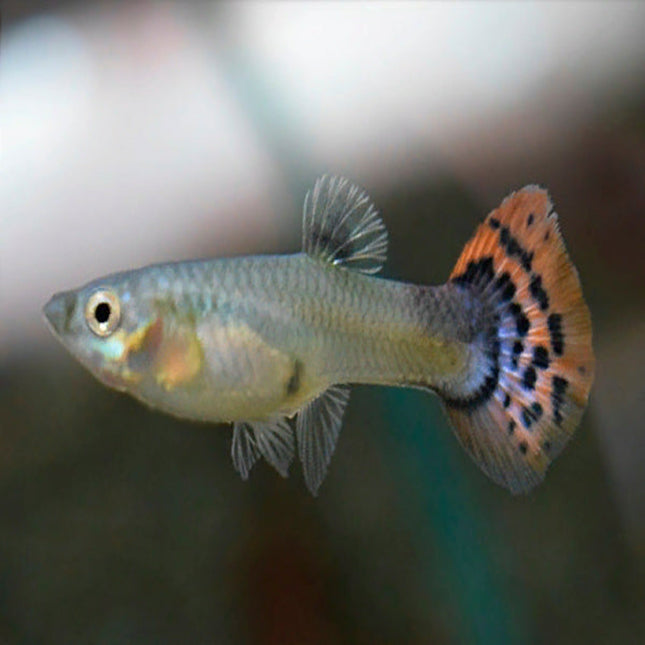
[43,291,75,336]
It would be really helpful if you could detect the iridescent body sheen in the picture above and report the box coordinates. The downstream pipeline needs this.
[88,257,477,417]
[44,176,594,495]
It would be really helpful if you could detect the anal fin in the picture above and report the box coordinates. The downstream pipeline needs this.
[232,417,295,480]
[296,384,350,495]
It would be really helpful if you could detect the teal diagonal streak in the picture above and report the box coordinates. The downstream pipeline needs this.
[378,388,530,645]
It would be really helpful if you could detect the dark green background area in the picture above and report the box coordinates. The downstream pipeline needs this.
[3,4,645,644]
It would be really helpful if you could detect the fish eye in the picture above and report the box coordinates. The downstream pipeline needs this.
[85,289,121,336]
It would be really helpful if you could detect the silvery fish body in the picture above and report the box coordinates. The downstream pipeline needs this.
[44,177,594,495]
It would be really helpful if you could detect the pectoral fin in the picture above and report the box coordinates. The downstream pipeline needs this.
[232,417,295,480]
[296,384,350,495]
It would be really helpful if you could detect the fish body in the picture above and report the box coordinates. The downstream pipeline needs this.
[44,176,594,494]
[47,254,476,421]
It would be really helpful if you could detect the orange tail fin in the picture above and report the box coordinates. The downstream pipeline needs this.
[446,186,594,493]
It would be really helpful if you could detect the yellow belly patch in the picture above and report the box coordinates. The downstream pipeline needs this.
[154,329,204,391]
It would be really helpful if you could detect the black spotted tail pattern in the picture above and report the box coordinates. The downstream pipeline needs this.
[444,186,594,493]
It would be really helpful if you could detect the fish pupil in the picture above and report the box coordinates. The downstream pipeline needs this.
[95,302,111,323]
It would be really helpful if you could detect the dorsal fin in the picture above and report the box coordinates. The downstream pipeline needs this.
[302,175,388,274]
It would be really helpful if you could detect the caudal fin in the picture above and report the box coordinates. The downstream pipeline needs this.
[445,186,594,493]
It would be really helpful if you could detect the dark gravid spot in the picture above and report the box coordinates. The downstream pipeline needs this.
[519,441,528,455]
[527,213,535,226]
[522,366,537,391]
[489,217,501,229]
[544,231,550,242]
[508,420,516,435]
[548,313,564,356]
[529,274,550,310]
[286,359,303,396]
[552,375,568,426]
[503,393,511,408]
[532,345,550,370]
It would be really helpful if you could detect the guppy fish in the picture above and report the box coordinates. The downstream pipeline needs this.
[44,176,594,495]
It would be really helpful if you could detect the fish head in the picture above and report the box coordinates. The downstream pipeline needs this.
[43,275,162,391]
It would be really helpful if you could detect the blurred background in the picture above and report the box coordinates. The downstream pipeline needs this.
[2,2,645,643]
